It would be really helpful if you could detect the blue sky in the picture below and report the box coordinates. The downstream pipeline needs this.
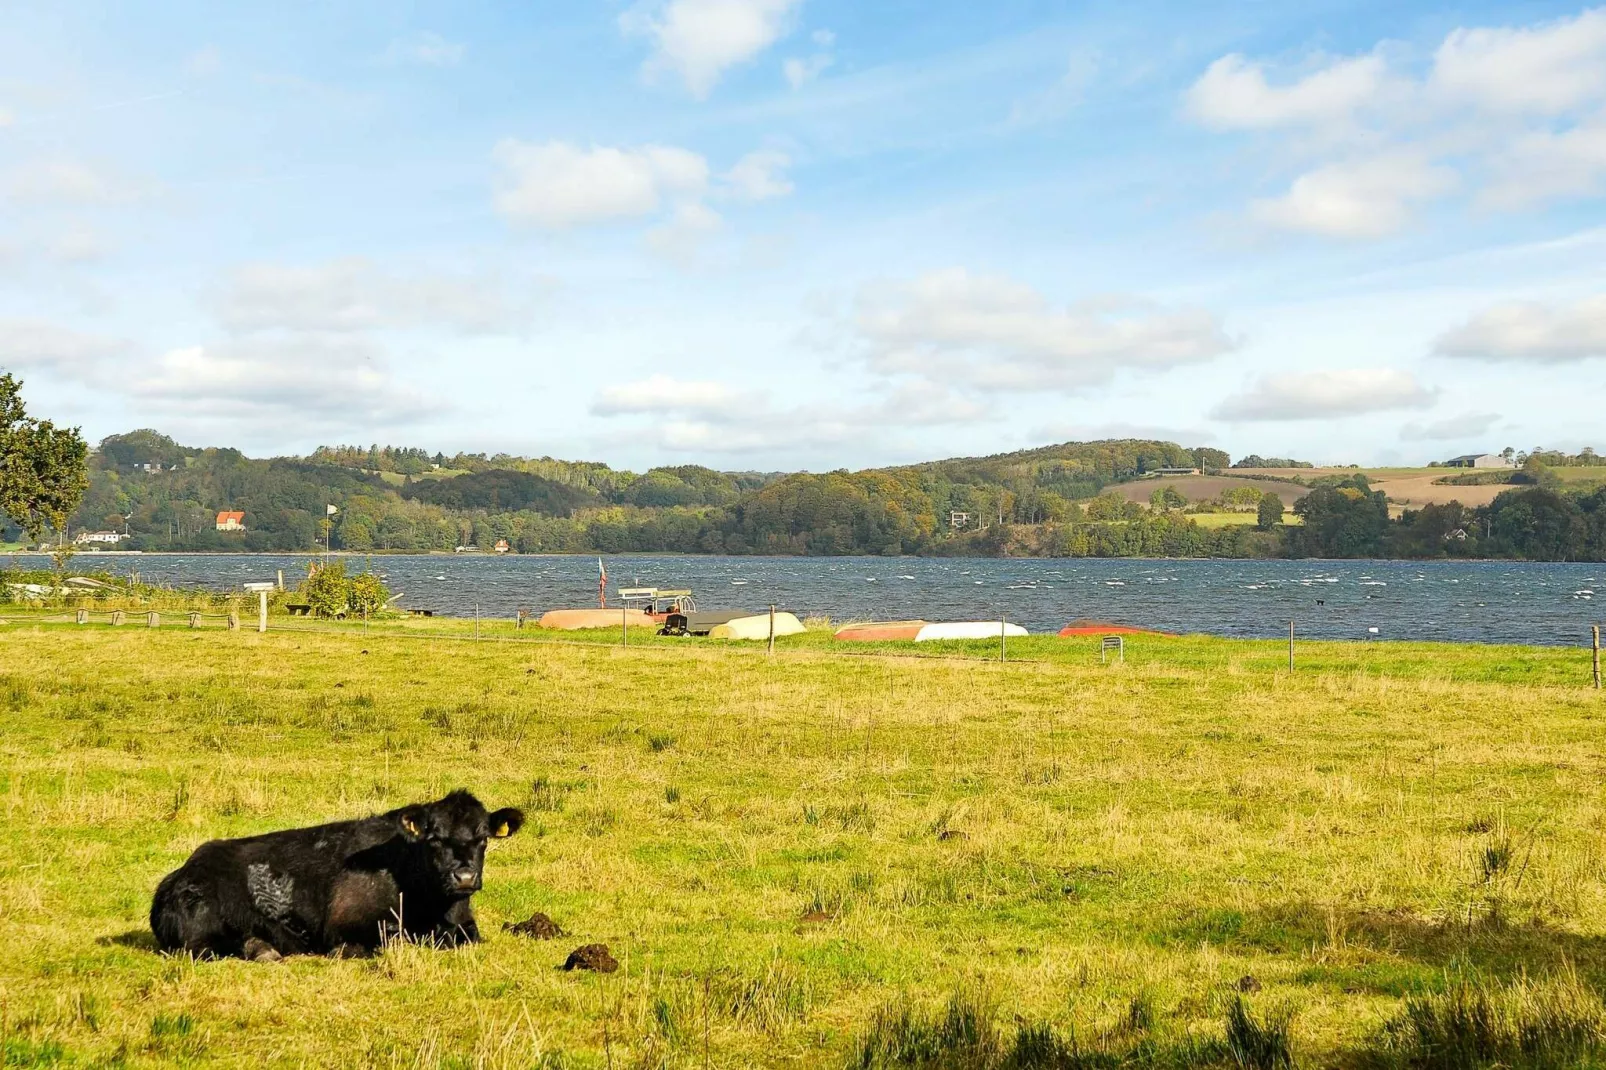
[3,0,1604,470]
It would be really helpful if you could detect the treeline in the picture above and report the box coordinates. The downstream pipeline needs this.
[1285,475,1606,561]
[43,429,1606,561]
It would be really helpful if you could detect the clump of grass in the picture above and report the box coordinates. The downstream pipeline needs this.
[826,801,875,833]
[1370,972,1606,1069]
[648,732,676,753]
[1224,996,1294,1070]
[664,785,681,804]
[720,959,814,1033]
[850,990,998,1068]
[529,776,569,813]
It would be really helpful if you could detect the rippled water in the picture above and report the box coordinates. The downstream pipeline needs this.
[29,552,1604,645]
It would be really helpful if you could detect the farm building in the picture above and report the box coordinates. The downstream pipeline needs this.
[215,511,246,532]
[1445,453,1513,469]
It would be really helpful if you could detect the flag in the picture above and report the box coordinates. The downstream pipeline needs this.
[598,557,607,608]
[326,504,339,516]
[597,557,606,582]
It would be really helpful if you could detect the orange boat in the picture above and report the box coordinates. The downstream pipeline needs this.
[833,620,928,642]
[1057,619,1173,637]
[538,609,658,630]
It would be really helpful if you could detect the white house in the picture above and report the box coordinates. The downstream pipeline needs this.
[73,530,125,545]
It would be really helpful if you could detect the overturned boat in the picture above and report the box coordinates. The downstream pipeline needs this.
[537,608,658,630]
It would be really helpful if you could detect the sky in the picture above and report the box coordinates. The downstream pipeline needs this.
[2,0,1605,471]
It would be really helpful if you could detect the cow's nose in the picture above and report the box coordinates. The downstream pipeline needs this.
[453,869,478,888]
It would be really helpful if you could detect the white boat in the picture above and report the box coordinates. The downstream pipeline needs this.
[913,621,1028,642]
[707,612,808,640]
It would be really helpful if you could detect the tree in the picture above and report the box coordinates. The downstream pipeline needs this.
[1257,493,1283,530]
[0,374,89,540]
[1150,486,1186,512]
[1193,447,1230,472]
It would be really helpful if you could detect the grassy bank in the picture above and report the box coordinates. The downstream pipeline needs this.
[2,621,1604,1067]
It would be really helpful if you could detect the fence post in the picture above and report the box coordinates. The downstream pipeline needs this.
[111,610,125,626]
[147,611,159,628]
[1594,625,1601,690]
[768,605,776,656]
[621,604,627,648]
[1289,620,1295,671]
[1000,616,1007,663]
[258,590,268,634]
[76,609,88,625]
[188,612,200,628]
[227,612,238,631]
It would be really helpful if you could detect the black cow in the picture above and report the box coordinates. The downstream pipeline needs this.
[150,790,525,960]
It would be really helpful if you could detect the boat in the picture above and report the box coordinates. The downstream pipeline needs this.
[833,620,928,642]
[660,610,750,636]
[913,622,1028,642]
[708,612,807,640]
[1057,619,1173,637]
[536,608,658,630]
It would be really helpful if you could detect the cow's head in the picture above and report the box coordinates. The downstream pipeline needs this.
[395,790,524,897]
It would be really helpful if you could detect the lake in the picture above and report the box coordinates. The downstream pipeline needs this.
[17,552,1603,645]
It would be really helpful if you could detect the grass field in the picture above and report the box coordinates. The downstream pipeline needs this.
[3,617,1606,1068]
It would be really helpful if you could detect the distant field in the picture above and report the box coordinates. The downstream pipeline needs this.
[1231,466,1606,509]
[1112,474,1308,506]
[1183,512,1301,529]
[3,619,1605,1066]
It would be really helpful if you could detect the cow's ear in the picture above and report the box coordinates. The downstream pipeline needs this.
[397,806,428,841]
[488,808,525,839]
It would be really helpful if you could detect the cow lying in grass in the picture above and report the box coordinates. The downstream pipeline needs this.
[151,790,525,960]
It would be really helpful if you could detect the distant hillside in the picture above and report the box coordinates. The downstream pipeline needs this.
[34,431,1603,560]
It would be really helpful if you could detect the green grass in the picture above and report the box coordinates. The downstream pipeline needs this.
[2,619,1605,1067]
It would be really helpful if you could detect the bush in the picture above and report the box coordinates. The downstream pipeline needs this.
[298,562,391,619]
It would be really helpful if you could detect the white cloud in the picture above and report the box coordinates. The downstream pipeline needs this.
[624,0,801,98]
[646,201,725,261]
[1187,8,1606,233]
[215,258,535,333]
[492,139,709,228]
[851,269,1235,392]
[1400,412,1502,441]
[723,149,793,200]
[1434,295,1606,362]
[129,338,437,421]
[383,31,466,68]
[0,319,125,372]
[1212,368,1435,421]
[1029,421,1215,446]
[1248,154,1457,238]
[783,53,832,89]
[592,374,993,455]
[592,374,753,420]
[1429,8,1606,115]
[1184,52,1391,130]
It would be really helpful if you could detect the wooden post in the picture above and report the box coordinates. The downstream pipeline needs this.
[188,612,200,628]
[111,610,124,626]
[76,609,88,625]
[227,612,239,631]
[621,604,628,648]
[1289,620,1295,671]
[474,602,480,639]
[276,570,284,592]
[1000,616,1007,663]
[768,605,776,656]
[1594,625,1601,690]
[258,590,267,633]
[147,611,160,628]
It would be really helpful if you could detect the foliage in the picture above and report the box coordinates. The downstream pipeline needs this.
[1256,493,1283,530]
[1372,972,1606,1069]
[1284,476,1389,557]
[1149,486,1187,512]
[297,561,393,618]
[0,374,90,540]
[1232,455,1314,469]
[400,468,596,515]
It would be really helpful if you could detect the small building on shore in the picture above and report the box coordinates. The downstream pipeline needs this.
[216,510,246,532]
[74,530,125,546]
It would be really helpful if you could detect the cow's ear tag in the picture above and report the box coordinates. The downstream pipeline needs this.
[401,815,420,837]
[493,821,511,838]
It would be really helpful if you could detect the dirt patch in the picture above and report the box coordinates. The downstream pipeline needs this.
[504,912,566,939]
[937,829,967,842]
[563,943,619,973]
[799,909,833,925]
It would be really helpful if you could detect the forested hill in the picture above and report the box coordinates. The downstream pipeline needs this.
[36,429,1606,560]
